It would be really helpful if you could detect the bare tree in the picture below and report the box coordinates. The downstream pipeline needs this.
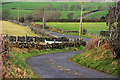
[2,9,10,20]
[67,13,74,19]
[58,4,69,11]
[106,4,113,10]
[32,5,61,30]
[106,2,120,58]
[70,5,81,11]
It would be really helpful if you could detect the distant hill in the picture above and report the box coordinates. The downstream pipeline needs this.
[2,0,120,2]
[0,2,13,4]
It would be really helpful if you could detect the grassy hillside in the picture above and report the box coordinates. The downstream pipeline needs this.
[70,44,120,77]
[2,21,39,36]
[35,22,107,35]
[2,2,114,10]
[2,2,114,19]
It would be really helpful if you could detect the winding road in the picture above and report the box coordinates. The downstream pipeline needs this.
[25,23,116,78]
[8,20,117,78]
[26,36,116,78]
[76,10,102,19]
[26,51,116,78]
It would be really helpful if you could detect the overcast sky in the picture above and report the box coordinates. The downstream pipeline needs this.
[1,0,120,2]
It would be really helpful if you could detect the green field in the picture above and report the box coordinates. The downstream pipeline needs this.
[2,21,40,36]
[2,2,114,19]
[35,22,107,35]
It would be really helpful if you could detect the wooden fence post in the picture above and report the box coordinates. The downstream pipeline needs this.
[68,39,70,43]
[25,35,27,43]
[54,39,55,43]
[33,37,35,43]
[16,36,18,42]
[1,33,2,41]
[98,40,101,47]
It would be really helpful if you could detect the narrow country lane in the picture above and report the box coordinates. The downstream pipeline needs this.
[8,20,117,78]
[26,51,116,78]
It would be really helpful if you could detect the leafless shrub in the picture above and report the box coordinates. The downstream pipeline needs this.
[86,38,100,51]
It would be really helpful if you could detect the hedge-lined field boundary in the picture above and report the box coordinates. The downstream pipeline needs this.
[26,21,88,35]
[29,19,106,22]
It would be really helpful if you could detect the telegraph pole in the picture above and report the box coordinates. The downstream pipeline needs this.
[43,8,45,30]
[18,8,19,21]
[43,16,45,30]
[79,2,83,40]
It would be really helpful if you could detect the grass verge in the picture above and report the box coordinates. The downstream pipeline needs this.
[70,44,120,77]
[8,46,85,78]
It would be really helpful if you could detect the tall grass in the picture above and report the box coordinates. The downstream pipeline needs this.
[86,38,100,51]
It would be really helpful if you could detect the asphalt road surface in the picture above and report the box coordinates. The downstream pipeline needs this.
[26,51,116,78]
